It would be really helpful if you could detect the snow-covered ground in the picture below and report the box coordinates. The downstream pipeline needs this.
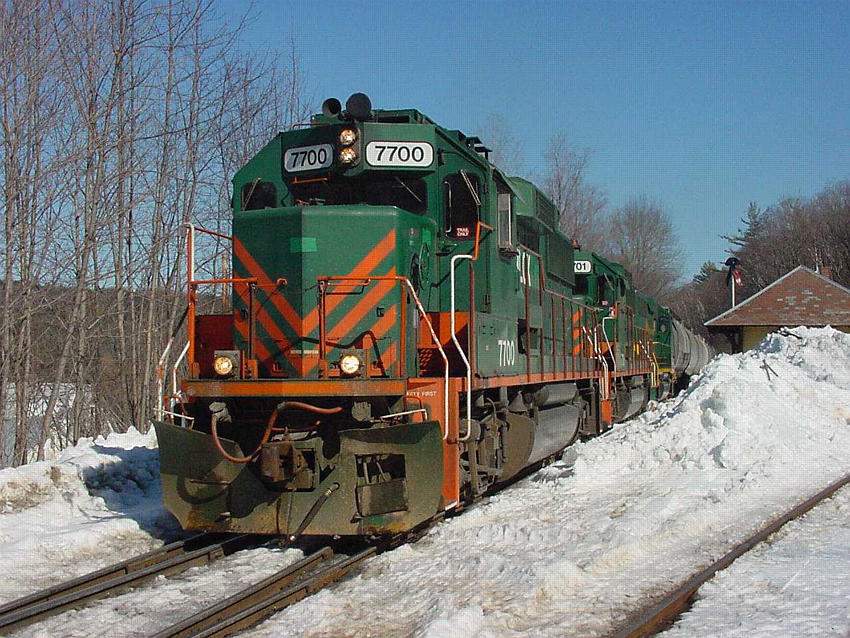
[663,482,850,638]
[1,326,849,637]
[0,428,175,604]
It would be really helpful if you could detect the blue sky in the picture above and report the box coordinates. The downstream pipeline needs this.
[230,0,849,278]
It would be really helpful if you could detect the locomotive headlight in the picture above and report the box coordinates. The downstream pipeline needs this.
[338,128,357,145]
[338,146,358,165]
[339,353,362,376]
[213,355,235,377]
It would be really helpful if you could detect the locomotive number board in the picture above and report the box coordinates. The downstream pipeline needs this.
[284,144,334,172]
[365,141,433,168]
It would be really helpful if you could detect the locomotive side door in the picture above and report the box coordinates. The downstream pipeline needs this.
[437,156,489,374]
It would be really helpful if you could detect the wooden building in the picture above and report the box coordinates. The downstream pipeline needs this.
[705,266,850,352]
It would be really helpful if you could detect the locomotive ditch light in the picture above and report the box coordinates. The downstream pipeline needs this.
[338,146,358,165]
[213,350,240,377]
[339,128,357,145]
[339,353,362,376]
[213,356,233,376]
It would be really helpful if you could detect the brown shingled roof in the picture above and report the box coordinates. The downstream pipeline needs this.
[705,266,850,327]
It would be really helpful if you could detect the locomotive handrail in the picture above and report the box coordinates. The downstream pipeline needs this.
[155,306,189,422]
[317,274,451,440]
[450,220,493,442]
[601,315,617,375]
[450,253,474,442]
[401,277,450,440]
[172,339,190,400]
[189,277,256,286]
[649,348,659,387]
[155,338,173,422]
[184,223,263,373]
[583,326,610,400]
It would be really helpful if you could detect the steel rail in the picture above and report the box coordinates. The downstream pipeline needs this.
[155,547,376,638]
[0,534,256,634]
[607,471,850,638]
[0,533,219,617]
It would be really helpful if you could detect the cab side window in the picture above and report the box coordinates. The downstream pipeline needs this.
[242,180,277,210]
[497,183,513,248]
[444,171,480,240]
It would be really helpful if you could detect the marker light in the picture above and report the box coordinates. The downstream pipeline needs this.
[339,354,362,376]
[338,147,358,165]
[213,355,235,377]
[339,128,357,145]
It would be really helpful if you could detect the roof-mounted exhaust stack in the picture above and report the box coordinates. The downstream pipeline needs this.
[320,93,374,121]
[345,93,373,121]
[321,97,342,117]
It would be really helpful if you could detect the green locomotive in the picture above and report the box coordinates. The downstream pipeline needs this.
[153,93,711,538]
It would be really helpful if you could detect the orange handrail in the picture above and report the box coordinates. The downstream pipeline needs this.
[317,274,410,378]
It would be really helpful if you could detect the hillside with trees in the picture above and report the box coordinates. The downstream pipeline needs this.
[0,0,308,465]
[669,181,850,344]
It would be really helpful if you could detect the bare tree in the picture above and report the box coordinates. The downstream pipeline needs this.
[478,113,524,176]
[541,133,608,251]
[0,0,311,466]
[607,196,682,300]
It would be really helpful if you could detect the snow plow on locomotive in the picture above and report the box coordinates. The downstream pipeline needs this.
[153,93,713,538]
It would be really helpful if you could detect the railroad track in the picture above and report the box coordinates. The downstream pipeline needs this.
[0,533,258,635]
[607,472,850,638]
[153,546,376,638]
[0,532,381,637]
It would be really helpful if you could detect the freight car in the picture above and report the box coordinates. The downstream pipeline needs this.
[153,93,712,538]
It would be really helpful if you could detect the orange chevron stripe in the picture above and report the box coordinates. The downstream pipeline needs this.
[360,306,399,361]
[370,304,399,340]
[303,229,397,332]
[234,237,302,333]
[304,278,398,375]
[233,283,298,367]
[326,268,397,341]
[230,230,398,377]
[376,342,398,375]
[233,310,277,367]
[233,229,397,338]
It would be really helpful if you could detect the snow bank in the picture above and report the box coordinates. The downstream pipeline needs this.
[0,427,176,604]
[242,327,850,637]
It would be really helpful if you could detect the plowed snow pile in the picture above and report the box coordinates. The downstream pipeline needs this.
[241,327,850,637]
[1,327,849,637]
[0,428,176,603]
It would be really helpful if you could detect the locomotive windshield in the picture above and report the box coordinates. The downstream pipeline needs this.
[289,175,427,215]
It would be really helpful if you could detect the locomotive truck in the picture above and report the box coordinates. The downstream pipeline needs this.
[153,93,712,538]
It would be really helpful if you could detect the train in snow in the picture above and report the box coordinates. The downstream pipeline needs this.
[153,93,713,538]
